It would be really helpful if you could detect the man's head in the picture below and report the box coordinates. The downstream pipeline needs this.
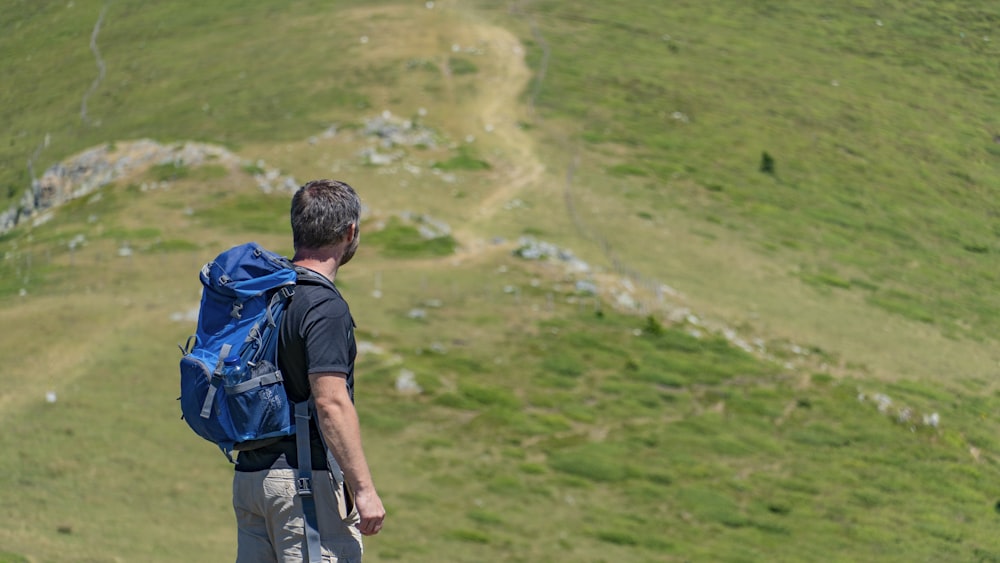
[290,179,361,261]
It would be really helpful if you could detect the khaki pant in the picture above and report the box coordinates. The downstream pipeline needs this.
[233,469,363,563]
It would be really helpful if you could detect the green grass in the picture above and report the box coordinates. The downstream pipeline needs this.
[194,192,293,236]
[148,161,190,182]
[2,0,1000,561]
[431,145,491,172]
[448,56,479,76]
[366,217,457,258]
[0,0,385,208]
[507,0,1000,338]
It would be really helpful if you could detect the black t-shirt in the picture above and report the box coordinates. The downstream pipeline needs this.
[234,269,356,472]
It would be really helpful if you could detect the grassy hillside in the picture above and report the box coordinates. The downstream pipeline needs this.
[2,1,1000,561]
[498,0,1000,381]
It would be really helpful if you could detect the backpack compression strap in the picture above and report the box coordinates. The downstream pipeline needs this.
[295,401,323,563]
[293,401,347,563]
[199,343,233,420]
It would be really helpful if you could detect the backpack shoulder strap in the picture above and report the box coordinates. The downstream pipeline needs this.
[293,266,338,292]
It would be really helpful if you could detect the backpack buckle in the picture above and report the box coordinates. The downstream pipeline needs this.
[296,477,313,497]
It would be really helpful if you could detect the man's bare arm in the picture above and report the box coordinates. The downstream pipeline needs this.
[309,372,386,536]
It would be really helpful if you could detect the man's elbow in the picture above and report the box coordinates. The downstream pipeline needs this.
[315,392,352,413]
[313,381,354,414]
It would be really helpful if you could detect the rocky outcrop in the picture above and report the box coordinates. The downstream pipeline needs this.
[0,139,297,235]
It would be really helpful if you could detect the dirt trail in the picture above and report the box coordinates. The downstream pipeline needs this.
[468,30,544,219]
[443,4,545,224]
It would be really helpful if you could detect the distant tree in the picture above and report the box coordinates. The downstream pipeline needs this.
[644,315,664,336]
[760,151,775,174]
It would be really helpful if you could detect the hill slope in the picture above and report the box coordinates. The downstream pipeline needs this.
[2,1,1000,561]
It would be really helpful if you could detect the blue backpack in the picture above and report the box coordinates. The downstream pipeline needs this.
[178,242,301,459]
[179,242,334,562]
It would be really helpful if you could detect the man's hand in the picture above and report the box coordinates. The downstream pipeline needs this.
[354,488,385,536]
[310,373,385,536]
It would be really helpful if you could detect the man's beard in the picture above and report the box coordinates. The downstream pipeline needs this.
[341,235,359,266]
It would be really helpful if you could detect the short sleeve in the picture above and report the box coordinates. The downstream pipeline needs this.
[300,290,355,376]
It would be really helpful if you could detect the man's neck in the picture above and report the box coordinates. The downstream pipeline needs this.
[292,250,341,282]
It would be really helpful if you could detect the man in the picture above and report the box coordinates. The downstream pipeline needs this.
[232,179,386,562]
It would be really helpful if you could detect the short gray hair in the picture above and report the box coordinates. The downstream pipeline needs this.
[290,179,361,250]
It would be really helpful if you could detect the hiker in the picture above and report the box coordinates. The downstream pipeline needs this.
[231,179,385,562]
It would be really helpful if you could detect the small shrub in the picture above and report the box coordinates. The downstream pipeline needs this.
[448,57,479,75]
[242,163,265,176]
[643,315,663,336]
[760,151,775,174]
[594,529,638,546]
[432,146,490,171]
[811,372,833,385]
[447,529,490,544]
[148,162,189,182]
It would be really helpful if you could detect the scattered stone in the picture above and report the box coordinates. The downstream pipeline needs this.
[615,291,636,309]
[395,369,422,394]
[357,341,384,355]
[362,114,436,150]
[359,148,403,166]
[575,280,598,295]
[169,307,199,323]
[68,234,86,251]
[398,211,451,238]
